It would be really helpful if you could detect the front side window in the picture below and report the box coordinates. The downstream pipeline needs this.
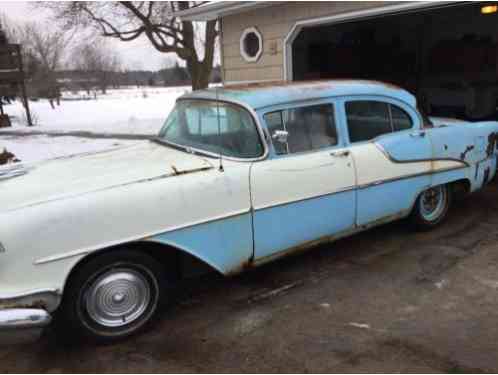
[159,100,263,158]
[264,104,338,155]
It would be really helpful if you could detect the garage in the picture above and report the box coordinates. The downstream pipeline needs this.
[290,2,498,121]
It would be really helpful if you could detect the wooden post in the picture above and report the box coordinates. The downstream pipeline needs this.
[15,44,33,127]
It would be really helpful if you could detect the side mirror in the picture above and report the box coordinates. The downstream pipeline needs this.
[272,130,289,144]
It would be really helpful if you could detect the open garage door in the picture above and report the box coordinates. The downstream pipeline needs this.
[291,3,498,121]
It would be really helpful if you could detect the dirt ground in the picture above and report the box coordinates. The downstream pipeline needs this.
[2,182,498,373]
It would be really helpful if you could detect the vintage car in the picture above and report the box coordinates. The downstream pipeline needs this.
[1,80,498,343]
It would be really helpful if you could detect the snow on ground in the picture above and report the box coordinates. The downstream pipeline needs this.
[0,86,189,164]
[0,135,138,164]
[1,86,189,135]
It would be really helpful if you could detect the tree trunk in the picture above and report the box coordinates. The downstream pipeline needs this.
[188,58,211,91]
[182,18,217,91]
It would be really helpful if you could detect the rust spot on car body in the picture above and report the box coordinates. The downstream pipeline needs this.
[226,257,253,277]
[486,132,498,157]
[460,145,475,160]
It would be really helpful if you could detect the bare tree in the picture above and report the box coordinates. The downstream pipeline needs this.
[38,2,217,90]
[73,39,122,95]
[0,12,20,43]
[19,22,72,108]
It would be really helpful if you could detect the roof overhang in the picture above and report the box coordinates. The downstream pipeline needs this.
[175,1,276,21]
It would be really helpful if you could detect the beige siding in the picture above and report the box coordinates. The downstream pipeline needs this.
[221,1,396,83]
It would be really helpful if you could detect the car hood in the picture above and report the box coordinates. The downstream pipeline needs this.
[0,141,214,213]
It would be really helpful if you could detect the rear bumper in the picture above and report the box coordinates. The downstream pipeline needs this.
[0,308,52,344]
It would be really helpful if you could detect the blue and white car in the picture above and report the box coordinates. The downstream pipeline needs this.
[1,80,497,343]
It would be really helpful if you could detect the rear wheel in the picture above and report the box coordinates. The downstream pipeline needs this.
[411,184,451,230]
[57,250,170,343]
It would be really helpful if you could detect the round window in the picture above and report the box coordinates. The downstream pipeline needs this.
[240,27,263,63]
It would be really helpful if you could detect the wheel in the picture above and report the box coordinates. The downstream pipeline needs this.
[411,184,451,230]
[56,250,170,343]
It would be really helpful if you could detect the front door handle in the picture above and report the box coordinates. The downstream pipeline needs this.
[330,150,350,158]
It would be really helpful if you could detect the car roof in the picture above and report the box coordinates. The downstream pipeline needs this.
[180,80,417,110]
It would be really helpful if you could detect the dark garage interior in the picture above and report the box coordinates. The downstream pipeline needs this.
[292,3,498,121]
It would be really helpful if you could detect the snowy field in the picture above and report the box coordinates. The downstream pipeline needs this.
[0,86,189,164]
[2,86,189,134]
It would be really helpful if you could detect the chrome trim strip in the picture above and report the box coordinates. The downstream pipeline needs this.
[357,166,465,190]
[0,288,59,300]
[34,208,251,266]
[374,142,470,167]
[253,186,356,211]
[253,166,467,212]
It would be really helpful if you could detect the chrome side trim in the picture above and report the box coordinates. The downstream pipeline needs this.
[374,142,470,167]
[253,165,467,212]
[253,185,356,212]
[34,208,251,266]
[357,166,466,190]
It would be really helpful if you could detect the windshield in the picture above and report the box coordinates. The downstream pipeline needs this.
[158,100,264,159]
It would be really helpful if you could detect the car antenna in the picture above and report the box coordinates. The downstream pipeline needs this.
[215,84,224,172]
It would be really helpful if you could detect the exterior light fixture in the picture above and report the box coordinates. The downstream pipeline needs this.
[481,5,498,14]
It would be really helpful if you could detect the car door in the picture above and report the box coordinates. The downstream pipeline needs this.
[343,97,433,226]
[250,100,356,263]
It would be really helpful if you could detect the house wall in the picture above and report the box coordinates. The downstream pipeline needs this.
[221,1,400,83]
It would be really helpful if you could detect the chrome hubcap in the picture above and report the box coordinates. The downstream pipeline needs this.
[420,186,446,221]
[85,268,151,328]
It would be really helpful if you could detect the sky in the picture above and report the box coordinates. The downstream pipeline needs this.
[0,1,180,71]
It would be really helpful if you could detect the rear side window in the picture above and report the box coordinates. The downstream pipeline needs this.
[391,106,413,131]
[264,104,338,155]
[346,101,391,143]
[346,101,414,143]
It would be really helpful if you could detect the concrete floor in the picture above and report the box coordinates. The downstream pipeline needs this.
[2,182,498,373]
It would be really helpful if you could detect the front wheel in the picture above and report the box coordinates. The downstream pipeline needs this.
[411,184,451,230]
[57,250,170,343]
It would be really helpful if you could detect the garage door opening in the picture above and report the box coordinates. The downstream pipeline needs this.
[291,3,498,121]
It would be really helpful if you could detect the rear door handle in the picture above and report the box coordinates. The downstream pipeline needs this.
[409,131,426,138]
[330,150,350,158]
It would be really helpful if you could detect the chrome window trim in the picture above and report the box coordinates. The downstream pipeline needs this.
[259,98,346,158]
[338,95,426,146]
